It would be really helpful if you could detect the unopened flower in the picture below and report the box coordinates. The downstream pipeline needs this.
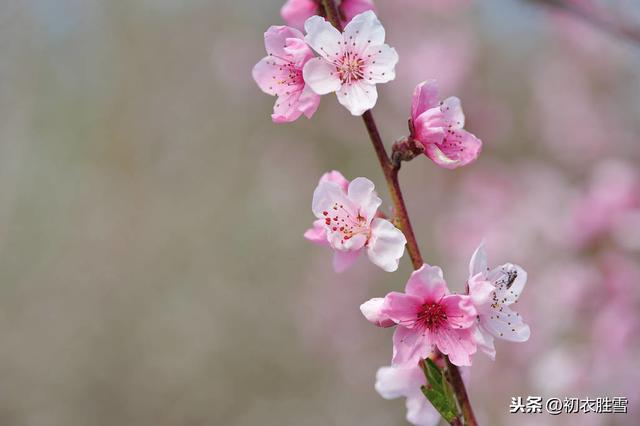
[253,26,321,123]
[375,362,440,426]
[410,79,482,169]
[367,264,478,366]
[303,11,398,116]
[467,243,530,360]
[281,0,375,31]
[306,171,406,272]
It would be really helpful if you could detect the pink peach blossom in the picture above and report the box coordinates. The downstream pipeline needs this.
[281,0,375,31]
[467,243,530,360]
[303,11,398,115]
[252,25,321,123]
[375,362,440,426]
[368,264,478,366]
[306,171,406,272]
[410,79,481,169]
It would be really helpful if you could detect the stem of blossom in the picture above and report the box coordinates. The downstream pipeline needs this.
[319,2,478,424]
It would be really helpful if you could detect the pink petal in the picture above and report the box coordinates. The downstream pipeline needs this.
[482,305,530,342]
[441,294,476,329]
[303,219,328,245]
[303,57,342,95]
[467,274,494,307]
[367,218,406,272]
[439,96,465,129]
[272,92,305,123]
[342,10,385,55]
[375,364,424,400]
[434,327,476,367]
[413,107,446,146]
[336,80,378,116]
[298,84,321,118]
[304,15,343,60]
[474,327,496,361]
[392,326,430,365]
[264,25,305,58]
[406,394,441,426]
[340,0,376,25]
[382,292,423,326]
[404,264,448,301]
[360,298,395,328]
[425,128,482,169]
[346,177,381,221]
[281,0,317,31]
[468,242,488,278]
[487,263,527,305]
[411,80,439,120]
[365,44,398,84]
[252,57,281,96]
[332,249,361,273]
[311,180,348,218]
[319,170,349,192]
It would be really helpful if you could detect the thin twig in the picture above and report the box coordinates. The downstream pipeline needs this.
[318,2,478,424]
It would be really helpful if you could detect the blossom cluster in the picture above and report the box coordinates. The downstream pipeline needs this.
[252,3,527,426]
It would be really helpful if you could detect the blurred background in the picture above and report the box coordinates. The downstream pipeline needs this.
[0,0,639,425]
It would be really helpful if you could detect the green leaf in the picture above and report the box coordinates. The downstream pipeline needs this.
[419,359,460,423]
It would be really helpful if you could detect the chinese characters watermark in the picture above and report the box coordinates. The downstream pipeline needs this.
[510,396,628,415]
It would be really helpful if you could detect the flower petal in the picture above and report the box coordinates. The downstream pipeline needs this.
[312,181,347,218]
[281,0,317,30]
[264,25,305,58]
[482,305,530,342]
[468,242,489,278]
[272,92,305,123]
[375,364,423,400]
[425,128,482,169]
[365,44,398,84]
[332,249,360,273]
[304,15,343,60]
[404,264,448,301]
[434,327,476,367]
[319,170,349,192]
[340,0,376,24]
[474,326,496,361]
[342,10,385,54]
[411,80,439,121]
[303,219,328,245]
[303,57,342,95]
[382,292,422,326]
[406,395,441,426]
[346,177,382,220]
[441,294,476,329]
[467,274,494,307]
[392,326,430,365]
[488,263,527,305]
[367,218,406,272]
[298,84,321,118]
[361,298,395,328]
[440,96,465,128]
[252,56,281,96]
[336,80,378,116]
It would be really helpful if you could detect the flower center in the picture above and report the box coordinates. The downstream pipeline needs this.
[276,62,304,87]
[416,302,448,331]
[335,51,365,84]
[322,202,368,244]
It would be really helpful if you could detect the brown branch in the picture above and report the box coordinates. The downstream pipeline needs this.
[319,2,478,424]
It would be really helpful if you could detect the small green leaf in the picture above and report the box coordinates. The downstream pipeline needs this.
[419,359,460,423]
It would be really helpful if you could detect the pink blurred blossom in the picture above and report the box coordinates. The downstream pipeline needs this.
[252,25,320,123]
[410,80,482,169]
[281,0,375,30]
